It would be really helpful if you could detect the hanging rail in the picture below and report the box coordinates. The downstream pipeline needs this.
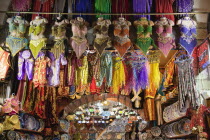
[0,11,209,15]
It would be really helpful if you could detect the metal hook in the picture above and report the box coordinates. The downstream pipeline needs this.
[121,13,123,17]
[80,13,82,17]
[59,12,61,18]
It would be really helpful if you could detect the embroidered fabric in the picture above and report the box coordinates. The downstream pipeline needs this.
[175,55,199,110]
[179,18,197,55]
[176,0,194,13]
[113,19,131,57]
[17,50,34,80]
[0,47,10,79]
[156,18,175,57]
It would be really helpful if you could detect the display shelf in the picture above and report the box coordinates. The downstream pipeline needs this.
[163,115,189,126]
[166,133,197,139]
[14,129,42,134]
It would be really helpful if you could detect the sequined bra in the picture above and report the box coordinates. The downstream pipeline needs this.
[113,20,130,38]
[52,24,67,37]
[9,16,27,34]
[71,20,87,38]
[29,24,46,36]
[137,20,152,36]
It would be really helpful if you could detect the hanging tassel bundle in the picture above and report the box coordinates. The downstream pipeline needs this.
[73,0,92,22]
[12,0,32,11]
[95,0,111,19]
[132,0,153,20]
[112,0,130,20]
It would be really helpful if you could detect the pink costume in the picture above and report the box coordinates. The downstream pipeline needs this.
[156,20,175,57]
[70,18,88,58]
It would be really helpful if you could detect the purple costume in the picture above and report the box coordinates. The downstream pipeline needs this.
[18,50,34,80]
[48,52,67,87]
[179,19,197,55]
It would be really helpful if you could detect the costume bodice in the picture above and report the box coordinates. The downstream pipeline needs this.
[8,16,27,37]
[29,24,46,36]
[113,20,130,38]
[71,19,88,38]
[94,19,111,37]
[52,24,67,38]
[156,19,173,36]
[136,19,153,37]
[179,18,196,37]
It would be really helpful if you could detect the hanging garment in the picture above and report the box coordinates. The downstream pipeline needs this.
[112,0,130,20]
[33,52,51,87]
[112,56,125,94]
[17,50,34,80]
[156,18,175,57]
[65,52,77,86]
[87,52,100,94]
[163,57,175,87]
[0,47,10,80]
[179,18,197,55]
[175,55,199,110]
[113,19,131,57]
[31,0,54,21]
[72,0,92,22]
[2,96,19,115]
[12,0,32,11]
[97,52,113,88]
[57,69,70,96]
[93,19,111,56]
[51,21,69,59]
[6,36,28,57]
[95,0,111,19]
[29,22,47,58]
[144,51,161,121]
[48,52,67,87]
[133,0,153,20]
[70,18,88,58]
[155,0,175,21]
[75,56,88,94]
[176,0,194,13]
[135,18,157,55]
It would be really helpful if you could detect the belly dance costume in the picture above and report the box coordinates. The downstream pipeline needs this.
[29,24,47,59]
[113,19,131,57]
[156,19,175,57]
[6,16,28,56]
[93,19,112,56]
[112,56,125,94]
[175,55,199,110]
[51,20,69,59]
[145,51,161,121]
[0,47,10,80]
[135,18,157,55]
[179,19,197,55]
[70,18,88,58]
